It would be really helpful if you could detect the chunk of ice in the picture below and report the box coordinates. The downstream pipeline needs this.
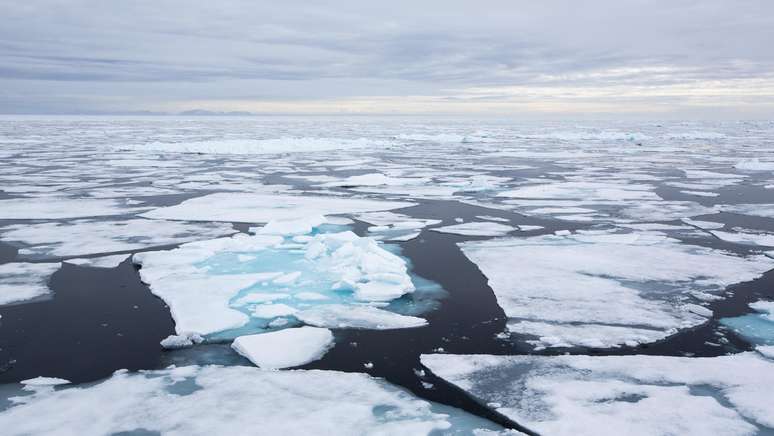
[231,327,334,369]
[296,304,428,329]
[0,262,60,305]
[431,222,515,237]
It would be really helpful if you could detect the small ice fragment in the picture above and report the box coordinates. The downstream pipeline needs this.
[160,332,204,350]
[231,327,334,369]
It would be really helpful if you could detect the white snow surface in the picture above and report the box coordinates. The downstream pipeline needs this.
[141,192,413,223]
[0,262,60,305]
[459,232,773,348]
[0,198,139,219]
[0,365,461,435]
[296,304,428,329]
[431,222,515,237]
[421,352,774,435]
[125,137,389,155]
[231,327,334,369]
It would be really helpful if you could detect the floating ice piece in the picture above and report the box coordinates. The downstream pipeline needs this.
[720,300,774,346]
[357,211,441,241]
[431,222,515,237]
[321,173,429,187]
[734,159,774,171]
[64,254,130,268]
[124,137,390,155]
[0,365,463,435]
[232,327,334,369]
[516,225,544,231]
[0,262,60,305]
[721,204,774,219]
[160,332,205,350]
[421,352,774,435]
[296,304,428,329]
[0,219,235,259]
[141,192,413,223]
[682,218,725,230]
[459,232,773,348]
[681,190,719,197]
[20,377,70,386]
[475,215,510,223]
[498,181,659,201]
[711,228,774,247]
[134,229,418,336]
[0,197,137,219]
[252,215,327,236]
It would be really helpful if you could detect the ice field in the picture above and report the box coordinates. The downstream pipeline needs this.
[1,116,773,435]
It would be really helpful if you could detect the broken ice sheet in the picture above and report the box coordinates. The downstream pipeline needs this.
[356,211,441,241]
[0,262,60,305]
[140,192,414,223]
[231,327,334,369]
[421,352,774,435]
[0,365,504,435]
[431,222,516,237]
[133,223,440,339]
[0,197,143,219]
[720,300,774,346]
[459,232,773,349]
[0,219,236,259]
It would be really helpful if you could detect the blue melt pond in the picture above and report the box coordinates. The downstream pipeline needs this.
[720,306,774,346]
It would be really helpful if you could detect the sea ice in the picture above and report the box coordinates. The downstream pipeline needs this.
[124,137,389,155]
[0,197,138,219]
[160,332,205,350]
[64,254,130,268]
[711,228,774,247]
[133,228,421,336]
[459,232,773,348]
[0,365,468,435]
[141,192,413,223]
[421,352,774,435]
[0,262,60,305]
[430,222,516,237]
[231,327,334,369]
[295,304,428,329]
[498,181,659,201]
[0,219,235,259]
[720,300,774,345]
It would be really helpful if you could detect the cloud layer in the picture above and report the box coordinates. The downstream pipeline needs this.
[1,0,773,117]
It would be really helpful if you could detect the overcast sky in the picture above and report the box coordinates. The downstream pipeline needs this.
[1,0,773,117]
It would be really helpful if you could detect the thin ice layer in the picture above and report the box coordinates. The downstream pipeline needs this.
[0,262,60,305]
[421,352,774,435]
[431,222,515,237]
[231,327,334,369]
[141,192,413,223]
[459,232,773,348]
[0,365,459,435]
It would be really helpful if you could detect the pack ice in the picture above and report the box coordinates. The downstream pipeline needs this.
[133,219,424,337]
[0,262,60,305]
[459,232,773,348]
[0,365,479,436]
[421,352,774,435]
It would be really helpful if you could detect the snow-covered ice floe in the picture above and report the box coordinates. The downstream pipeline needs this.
[123,137,391,155]
[133,221,426,337]
[0,365,497,435]
[721,300,774,346]
[421,352,774,435]
[0,219,235,259]
[431,222,516,237]
[231,327,334,369]
[0,262,60,305]
[357,211,441,241]
[141,192,413,223]
[459,232,773,349]
[0,197,141,220]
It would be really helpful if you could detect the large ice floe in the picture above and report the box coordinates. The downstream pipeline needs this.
[0,262,60,305]
[141,192,413,223]
[459,231,773,348]
[133,218,428,338]
[421,352,774,435]
[0,219,235,258]
[123,137,390,155]
[0,365,496,435]
[0,197,139,219]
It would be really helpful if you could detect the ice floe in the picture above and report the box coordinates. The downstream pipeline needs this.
[430,222,515,237]
[711,228,774,247]
[720,300,774,346]
[0,262,60,305]
[0,365,471,435]
[141,192,413,223]
[421,352,774,435]
[124,137,390,155]
[459,232,773,348]
[0,219,235,259]
[133,227,423,337]
[0,197,138,219]
[231,327,334,369]
[295,304,428,329]
[63,254,130,268]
